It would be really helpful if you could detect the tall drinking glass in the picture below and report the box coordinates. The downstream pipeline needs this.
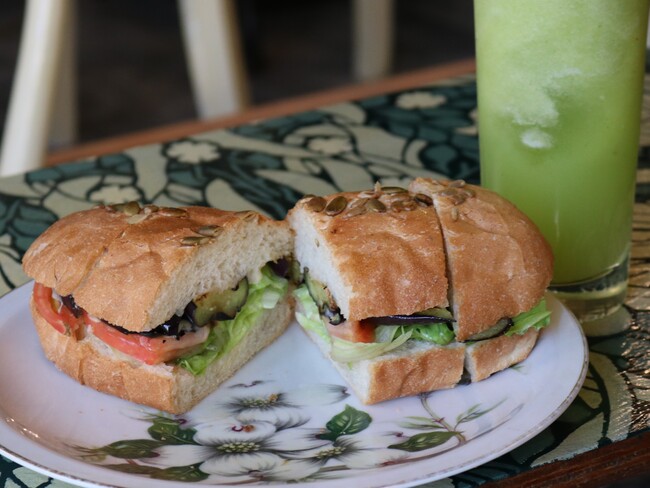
[474,0,649,331]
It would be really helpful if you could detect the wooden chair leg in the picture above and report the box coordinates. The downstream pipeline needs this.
[49,0,77,149]
[0,0,74,176]
[352,0,395,82]
[177,0,250,119]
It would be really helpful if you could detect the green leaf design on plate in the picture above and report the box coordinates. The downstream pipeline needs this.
[399,416,447,431]
[91,439,163,459]
[388,431,459,452]
[147,416,197,445]
[317,404,372,441]
[456,402,502,426]
[104,463,162,475]
[106,462,208,482]
[151,464,209,482]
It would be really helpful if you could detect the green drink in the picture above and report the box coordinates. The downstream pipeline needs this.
[475,0,649,325]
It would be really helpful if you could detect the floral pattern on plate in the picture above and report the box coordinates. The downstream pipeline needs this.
[75,381,514,484]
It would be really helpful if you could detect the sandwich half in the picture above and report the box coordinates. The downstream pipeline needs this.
[23,203,294,413]
[287,180,553,404]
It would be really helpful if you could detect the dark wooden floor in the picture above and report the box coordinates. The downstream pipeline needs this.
[0,0,475,144]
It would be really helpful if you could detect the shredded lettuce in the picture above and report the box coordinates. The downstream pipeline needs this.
[505,298,551,336]
[330,330,412,363]
[381,322,455,345]
[177,265,289,375]
[293,284,452,363]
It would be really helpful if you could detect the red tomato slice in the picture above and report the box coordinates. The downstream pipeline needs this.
[33,283,84,338]
[85,314,210,365]
[327,319,375,343]
[33,283,210,365]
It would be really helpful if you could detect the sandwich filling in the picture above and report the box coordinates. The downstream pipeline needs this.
[293,275,551,363]
[33,263,289,374]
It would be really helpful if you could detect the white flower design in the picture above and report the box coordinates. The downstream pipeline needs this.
[307,136,353,155]
[166,140,220,164]
[147,419,326,480]
[88,185,141,204]
[288,433,409,469]
[396,91,447,110]
[80,382,511,484]
[186,382,349,427]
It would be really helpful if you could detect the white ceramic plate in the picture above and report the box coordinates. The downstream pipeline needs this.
[0,283,587,488]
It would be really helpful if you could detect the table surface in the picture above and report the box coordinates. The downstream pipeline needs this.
[1,58,649,488]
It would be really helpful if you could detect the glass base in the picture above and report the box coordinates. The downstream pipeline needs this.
[549,255,631,336]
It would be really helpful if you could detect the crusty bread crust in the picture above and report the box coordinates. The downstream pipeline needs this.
[22,207,130,297]
[409,178,553,341]
[31,294,294,414]
[465,329,539,382]
[288,191,448,321]
[364,342,465,404]
[289,180,550,403]
[23,206,293,332]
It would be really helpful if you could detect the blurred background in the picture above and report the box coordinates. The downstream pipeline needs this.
[0,0,475,145]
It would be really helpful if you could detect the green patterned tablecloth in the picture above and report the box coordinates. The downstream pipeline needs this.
[1,73,649,487]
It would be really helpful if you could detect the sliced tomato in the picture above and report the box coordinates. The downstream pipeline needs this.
[33,283,84,338]
[327,319,375,343]
[85,313,210,365]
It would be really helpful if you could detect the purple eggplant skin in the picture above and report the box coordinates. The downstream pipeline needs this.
[269,258,303,284]
[268,258,290,278]
[61,294,83,318]
[108,314,191,339]
[365,314,452,326]
[324,306,344,325]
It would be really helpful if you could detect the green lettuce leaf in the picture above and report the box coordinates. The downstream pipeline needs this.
[382,322,455,345]
[330,330,412,363]
[293,284,452,363]
[293,285,331,344]
[177,265,289,375]
[505,298,551,336]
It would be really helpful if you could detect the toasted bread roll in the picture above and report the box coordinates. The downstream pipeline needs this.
[289,181,552,404]
[23,204,295,413]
